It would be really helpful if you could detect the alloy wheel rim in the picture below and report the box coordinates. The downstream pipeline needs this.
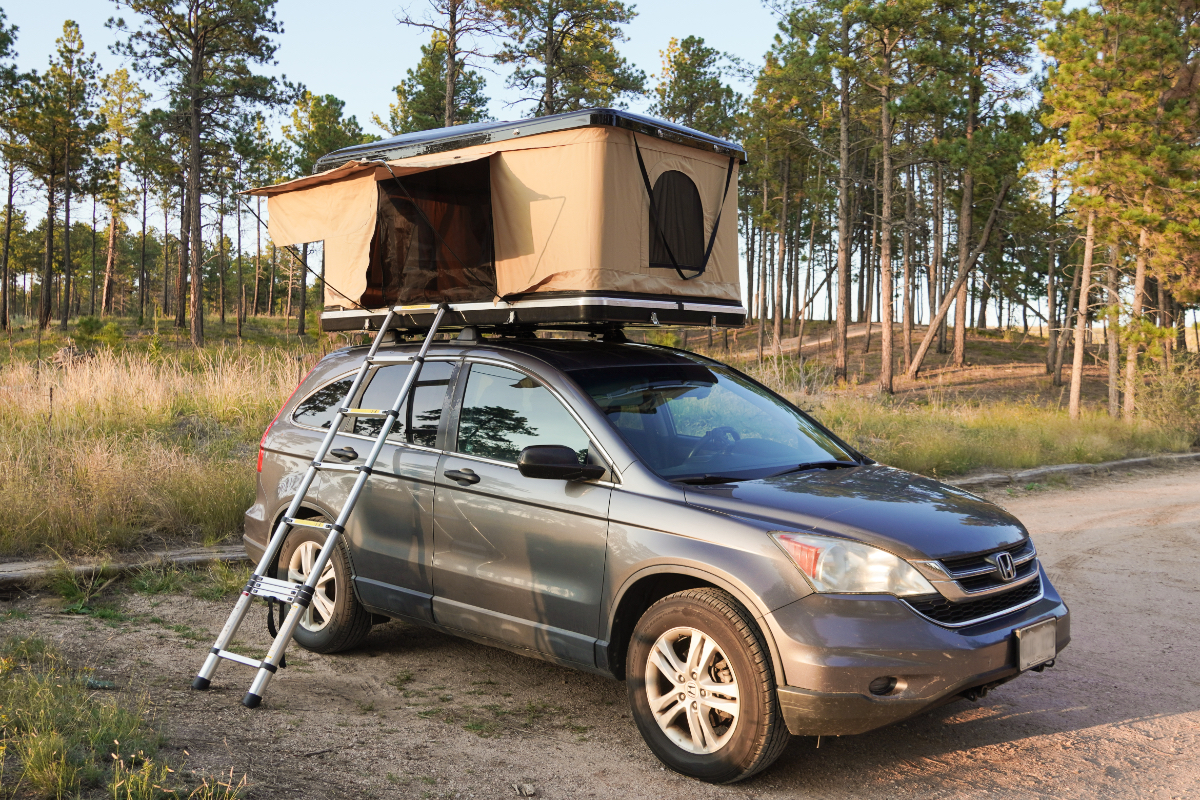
[644,626,740,754]
[287,541,336,632]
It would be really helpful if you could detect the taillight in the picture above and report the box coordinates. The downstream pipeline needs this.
[259,362,319,472]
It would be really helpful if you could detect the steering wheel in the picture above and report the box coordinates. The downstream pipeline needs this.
[687,426,741,460]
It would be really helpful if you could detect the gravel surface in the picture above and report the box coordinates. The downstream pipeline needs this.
[2,463,1197,799]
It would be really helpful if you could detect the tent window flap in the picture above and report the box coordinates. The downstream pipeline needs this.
[649,170,705,271]
[362,159,496,308]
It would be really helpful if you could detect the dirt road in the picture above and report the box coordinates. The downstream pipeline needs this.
[4,464,1198,799]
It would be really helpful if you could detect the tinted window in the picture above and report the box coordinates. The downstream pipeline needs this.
[354,361,455,446]
[570,360,852,480]
[456,364,590,464]
[292,377,354,430]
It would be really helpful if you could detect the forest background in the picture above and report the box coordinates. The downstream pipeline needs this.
[0,0,1198,557]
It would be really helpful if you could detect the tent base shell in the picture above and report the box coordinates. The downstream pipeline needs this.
[319,292,746,332]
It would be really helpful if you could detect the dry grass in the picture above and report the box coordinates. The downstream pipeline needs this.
[0,348,301,557]
[724,351,1197,477]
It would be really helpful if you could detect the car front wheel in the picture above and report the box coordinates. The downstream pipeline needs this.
[627,588,790,783]
[275,519,372,654]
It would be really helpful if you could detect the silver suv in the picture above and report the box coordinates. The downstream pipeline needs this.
[245,333,1069,783]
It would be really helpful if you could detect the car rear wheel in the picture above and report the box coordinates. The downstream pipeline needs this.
[276,519,372,654]
[627,588,790,783]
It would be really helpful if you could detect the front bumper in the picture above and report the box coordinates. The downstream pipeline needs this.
[765,564,1070,737]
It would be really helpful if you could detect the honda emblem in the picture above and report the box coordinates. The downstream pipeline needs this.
[991,551,1017,582]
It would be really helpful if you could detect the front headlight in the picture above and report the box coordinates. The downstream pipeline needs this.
[771,532,936,597]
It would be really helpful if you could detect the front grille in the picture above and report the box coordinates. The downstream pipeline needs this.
[940,539,1033,573]
[905,575,1042,626]
[957,557,1038,591]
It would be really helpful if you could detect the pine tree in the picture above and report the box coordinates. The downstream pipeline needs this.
[284,91,376,177]
[111,0,291,346]
[97,68,147,316]
[649,36,740,137]
[373,33,491,135]
[493,0,645,115]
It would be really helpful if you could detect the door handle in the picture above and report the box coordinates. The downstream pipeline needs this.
[444,468,480,485]
[330,447,358,462]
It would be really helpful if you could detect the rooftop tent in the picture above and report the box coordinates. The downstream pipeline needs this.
[246,109,747,329]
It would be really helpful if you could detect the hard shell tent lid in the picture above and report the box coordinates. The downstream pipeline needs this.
[247,108,747,330]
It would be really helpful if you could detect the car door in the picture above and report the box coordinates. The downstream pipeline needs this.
[432,360,612,666]
[322,358,457,623]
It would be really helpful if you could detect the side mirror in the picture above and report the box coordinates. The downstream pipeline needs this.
[517,445,606,481]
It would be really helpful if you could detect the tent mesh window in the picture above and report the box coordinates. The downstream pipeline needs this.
[363,159,496,307]
[649,170,705,271]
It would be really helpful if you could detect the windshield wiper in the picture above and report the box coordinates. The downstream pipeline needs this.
[673,474,751,485]
[769,460,860,478]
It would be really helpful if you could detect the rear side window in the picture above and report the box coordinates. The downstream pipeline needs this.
[455,363,590,464]
[292,377,354,430]
[354,361,455,446]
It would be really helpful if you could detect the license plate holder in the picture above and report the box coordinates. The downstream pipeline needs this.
[1016,618,1057,671]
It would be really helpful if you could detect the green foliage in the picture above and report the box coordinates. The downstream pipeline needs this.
[493,0,645,115]
[650,36,740,138]
[373,32,491,135]
[284,91,377,178]
[0,636,161,796]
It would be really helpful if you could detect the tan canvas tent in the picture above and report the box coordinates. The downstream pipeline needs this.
[246,109,747,330]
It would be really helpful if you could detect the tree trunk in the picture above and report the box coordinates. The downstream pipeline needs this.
[1045,177,1057,372]
[1106,250,1120,417]
[902,164,914,371]
[834,13,851,381]
[1068,208,1097,420]
[237,183,243,338]
[1054,260,1079,386]
[175,184,188,328]
[218,202,226,325]
[953,169,973,366]
[297,243,307,336]
[89,197,97,315]
[189,70,205,347]
[773,157,790,356]
[162,203,170,316]
[39,178,56,329]
[1122,223,1149,420]
[139,174,148,325]
[60,140,72,331]
[253,196,262,315]
[102,205,119,314]
[444,2,458,127]
[879,56,895,393]
[1,161,13,331]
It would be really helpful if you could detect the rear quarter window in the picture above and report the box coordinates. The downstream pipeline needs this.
[292,377,354,430]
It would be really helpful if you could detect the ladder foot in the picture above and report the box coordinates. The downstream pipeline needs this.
[192,676,211,691]
[242,692,262,708]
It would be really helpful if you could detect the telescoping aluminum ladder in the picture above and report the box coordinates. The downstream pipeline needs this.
[193,303,449,708]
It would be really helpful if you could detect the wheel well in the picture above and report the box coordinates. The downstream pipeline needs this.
[606,573,721,681]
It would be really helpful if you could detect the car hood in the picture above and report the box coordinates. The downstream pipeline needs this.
[683,464,1026,560]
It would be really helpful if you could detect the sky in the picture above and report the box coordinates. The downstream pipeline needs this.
[12,0,784,133]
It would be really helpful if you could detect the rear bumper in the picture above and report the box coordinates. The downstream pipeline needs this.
[242,506,269,567]
[767,564,1070,737]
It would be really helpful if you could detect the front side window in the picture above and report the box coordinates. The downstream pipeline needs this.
[353,361,455,446]
[455,364,591,464]
[569,358,853,481]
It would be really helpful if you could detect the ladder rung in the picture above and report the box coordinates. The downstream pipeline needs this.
[340,408,387,416]
[392,303,442,313]
[246,575,300,603]
[214,649,266,669]
[312,462,360,473]
[284,517,333,530]
[367,356,413,365]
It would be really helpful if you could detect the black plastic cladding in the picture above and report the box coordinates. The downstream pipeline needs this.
[313,108,748,173]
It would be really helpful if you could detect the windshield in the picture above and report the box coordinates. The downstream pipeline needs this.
[568,357,854,482]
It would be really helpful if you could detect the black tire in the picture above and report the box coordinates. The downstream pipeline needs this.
[275,519,372,654]
[627,588,790,783]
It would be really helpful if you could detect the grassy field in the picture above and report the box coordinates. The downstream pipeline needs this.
[0,563,248,800]
[0,313,1195,558]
